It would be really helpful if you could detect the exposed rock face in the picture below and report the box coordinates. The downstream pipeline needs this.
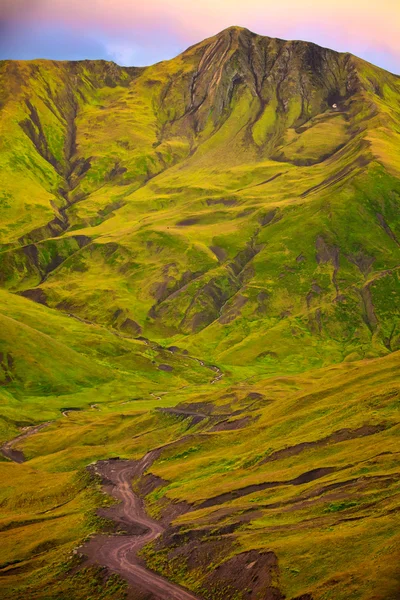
[179,27,360,132]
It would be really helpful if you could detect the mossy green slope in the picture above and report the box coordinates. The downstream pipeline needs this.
[1,27,400,375]
[0,288,213,442]
[1,349,399,600]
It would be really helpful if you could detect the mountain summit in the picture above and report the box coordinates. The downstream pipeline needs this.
[182,26,360,130]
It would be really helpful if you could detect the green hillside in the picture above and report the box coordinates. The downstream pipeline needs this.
[0,26,399,600]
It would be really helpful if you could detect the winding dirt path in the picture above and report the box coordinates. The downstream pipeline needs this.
[82,451,201,600]
[0,422,52,463]
[2,417,201,597]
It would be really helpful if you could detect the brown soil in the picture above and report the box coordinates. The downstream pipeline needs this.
[19,287,48,305]
[167,345,180,353]
[176,217,200,226]
[219,294,248,324]
[206,198,238,206]
[261,423,387,464]
[347,252,376,275]
[360,284,378,332]
[156,530,284,600]
[0,422,52,463]
[171,401,215,415]
[210,415,257,431]
[158,401,256,431]
[120,318,142,336]
[315,235,339,268]
[259,473,398,513]
[198,467,336,509]
[377,213,400,247]
[81,456,201,600]
[157,407,208,426]
[210,245,227,262]
[205,549,283,600]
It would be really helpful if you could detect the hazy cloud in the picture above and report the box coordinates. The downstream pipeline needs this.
[0,0,398,73]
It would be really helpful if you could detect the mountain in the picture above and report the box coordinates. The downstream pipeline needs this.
[1,27,400,373]
[0,27,399,600]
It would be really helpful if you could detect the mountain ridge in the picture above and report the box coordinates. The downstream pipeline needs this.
[4,25,398,78]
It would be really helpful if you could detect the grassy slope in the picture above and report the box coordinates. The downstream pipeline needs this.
[1,349,399,599]
[0,289,213,442]
[141,351,400,600]
[0,26,400,600]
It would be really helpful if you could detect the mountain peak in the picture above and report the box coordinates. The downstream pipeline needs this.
[215,25,255,37]
[217,25,250,33]
[180,25,362,136]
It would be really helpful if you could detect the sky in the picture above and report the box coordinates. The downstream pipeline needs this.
[0,0,399,74]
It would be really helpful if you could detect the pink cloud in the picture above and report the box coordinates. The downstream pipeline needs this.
[1,0,399,71]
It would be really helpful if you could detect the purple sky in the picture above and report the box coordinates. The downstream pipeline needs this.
[0,0,398,74]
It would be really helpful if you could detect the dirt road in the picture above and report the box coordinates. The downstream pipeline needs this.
[0,422,52,462]
[2,418,201,598]
[82,451,201,600]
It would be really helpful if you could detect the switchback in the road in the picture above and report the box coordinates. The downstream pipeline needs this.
[82,454,201,600]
